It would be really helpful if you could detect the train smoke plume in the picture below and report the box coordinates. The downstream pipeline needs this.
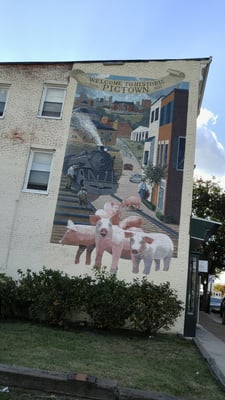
[72,111,103,146]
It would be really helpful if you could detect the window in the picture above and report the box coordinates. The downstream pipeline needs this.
[24,150,54,193]
[143,150,149,165]
[157,142,164,166]
[151,110,154,123]
[160,107,165,125]
[165,102,172,124]
[0,85,9,117]
[164,143,168,167]
[160,101,174,126]
[157,179,165,213]
[176,137,186,171]
[39,86,66,118]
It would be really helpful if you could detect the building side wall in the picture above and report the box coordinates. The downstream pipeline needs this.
[0,63,75,273]
[0,60,204,335]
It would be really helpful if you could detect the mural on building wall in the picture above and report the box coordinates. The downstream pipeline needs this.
[50,67,189,275]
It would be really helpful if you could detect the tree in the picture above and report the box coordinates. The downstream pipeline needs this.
[192,178,225,312]
[192,177,225,275]
[192,177,224,220]
[144,163,166,185]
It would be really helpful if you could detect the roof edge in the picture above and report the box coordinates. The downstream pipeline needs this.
[0,57,212,65]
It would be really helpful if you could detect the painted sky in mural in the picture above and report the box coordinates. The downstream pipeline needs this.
[51,69,189,275]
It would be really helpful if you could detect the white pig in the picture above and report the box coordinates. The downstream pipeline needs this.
[125,231,174,274]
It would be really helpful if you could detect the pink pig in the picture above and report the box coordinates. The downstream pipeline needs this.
[95,201,121,225]
[60,216,143,267]
[119,215,142,230]
[121,195,141,209]
[59,220,95,265]
[90,215,125,273]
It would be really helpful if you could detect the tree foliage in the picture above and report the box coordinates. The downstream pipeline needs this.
[192,177,225,275]
[192,178,225,220]
[145,163,166,185]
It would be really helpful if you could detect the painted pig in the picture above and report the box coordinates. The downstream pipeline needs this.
[119,215,142,230]
[60,217,143,267]
[106,227,143,260]
[121,195,141,209]
[95,201,121,225]
[125,231,174,274]
[59,220,95,265]
[90,215,125,273]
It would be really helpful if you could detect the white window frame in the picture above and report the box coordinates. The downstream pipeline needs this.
[23,149,54,194]
[39,85,66,119]
[0,84,10,118]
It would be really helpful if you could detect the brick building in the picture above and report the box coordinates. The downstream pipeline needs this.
[0,59,211,335]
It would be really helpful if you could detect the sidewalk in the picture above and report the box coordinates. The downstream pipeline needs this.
[194,311,225,389]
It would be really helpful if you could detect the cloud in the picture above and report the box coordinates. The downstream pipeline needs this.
[197,108,218,128]
[194,108,225,188]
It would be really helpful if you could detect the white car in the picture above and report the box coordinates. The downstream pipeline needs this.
[129,174,142,183]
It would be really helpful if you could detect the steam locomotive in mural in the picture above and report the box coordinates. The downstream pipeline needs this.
[63,146,118,195]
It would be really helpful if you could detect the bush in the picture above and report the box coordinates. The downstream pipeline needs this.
[17,268,92,326]
[0,273,17,318]
[142,199,156,211]
[129,278,183,335]
[156,211,176,224]
[2,268,183,335]
[86,269,132,329]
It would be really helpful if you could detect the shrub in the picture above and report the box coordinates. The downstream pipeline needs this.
[4,268,183,336]
[17,268,93,327]
[0,273,17,318]
[142,199,156,211]
[156,211,176,224]
[85,269,132,330]
[129,278,183,336]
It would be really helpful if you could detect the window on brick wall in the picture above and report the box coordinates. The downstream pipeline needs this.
[0,85,10,118]
[176,137,186,171]
[23,150,54,193]
[39,85,66,118]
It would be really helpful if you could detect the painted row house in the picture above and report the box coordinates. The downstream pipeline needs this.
[143,88,189,224]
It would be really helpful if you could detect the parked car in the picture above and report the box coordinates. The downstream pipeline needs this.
[210,296,222,312]
[220,297,225,324]
[129,173,142,183]
[123,163,133,171]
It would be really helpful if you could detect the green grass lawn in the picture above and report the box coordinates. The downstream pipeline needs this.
[0,321,225,400]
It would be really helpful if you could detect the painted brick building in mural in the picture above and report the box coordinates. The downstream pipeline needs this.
[0,59,211,335]
[142,88,189,224]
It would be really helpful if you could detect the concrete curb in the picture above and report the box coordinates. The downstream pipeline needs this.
[0,364,190,400]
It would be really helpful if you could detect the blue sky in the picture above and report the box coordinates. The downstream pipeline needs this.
[2,0,225,187]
